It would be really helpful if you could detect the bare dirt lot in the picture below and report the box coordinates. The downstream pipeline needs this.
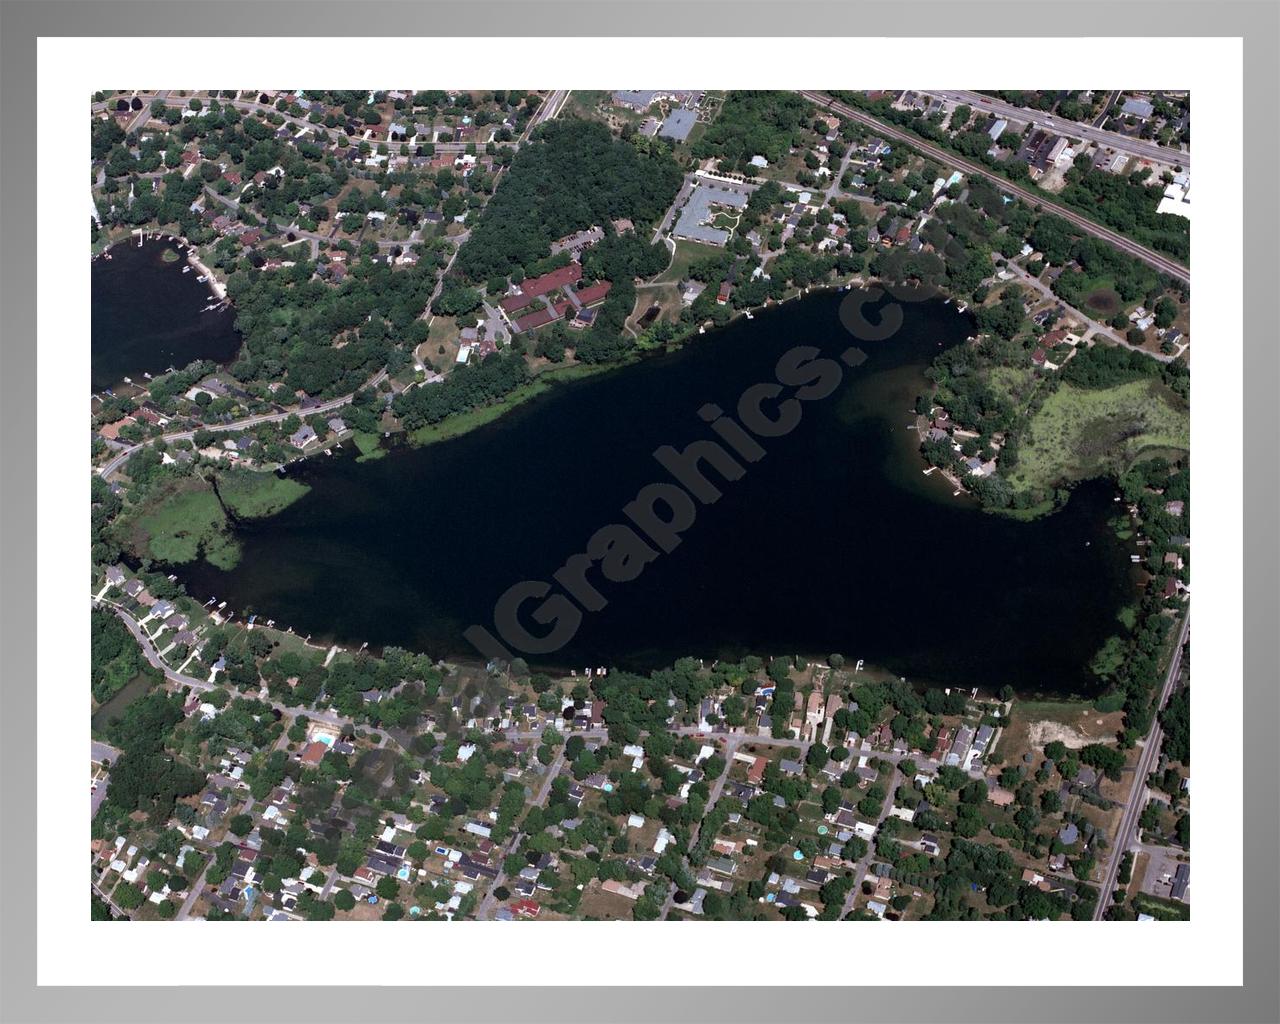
[1002,700,1125,765]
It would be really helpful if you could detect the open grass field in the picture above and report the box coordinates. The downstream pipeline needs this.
[1006,379,1189,496]
[652,238,726,286]
[352,430,386,462]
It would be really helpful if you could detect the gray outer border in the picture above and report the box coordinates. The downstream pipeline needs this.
[1,2,1275,1022]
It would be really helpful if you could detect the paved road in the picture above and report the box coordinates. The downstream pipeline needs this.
[96,368,387,479]
[90,740,121,817]
[1093,92,1121,129]
[922,89,1189,170]
[417,89,560,336]
[91,879,128,919]
[175,842,215,920]
[474,750,567,921]
[100,88,568,480]
[531,89,571,128]
[174,794,256,921]
[659,734,753,919]
[1092,613,1190,919]
[125,90,168,134]
[652,173,698,246]
[838,764,900,919]
[799,92,1189,285]
[102,601,359,734]
[998,260,1181,363]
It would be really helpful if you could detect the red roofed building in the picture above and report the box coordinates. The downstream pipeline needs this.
[746,756,768,786]
[499,292,535,314]
[514,299,572,334]
[299,741,328,766]
[502,264,584,316]
[510,898,541,919]
[573,280,612,307]
[520,262,583,299]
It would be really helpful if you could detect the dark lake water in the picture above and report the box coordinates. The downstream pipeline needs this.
[171,290,1135,697]
[91,238,242,392]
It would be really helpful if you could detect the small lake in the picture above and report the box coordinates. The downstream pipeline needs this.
[91,673,156,734]
[91,238,242,392]
[170,290,1135,697]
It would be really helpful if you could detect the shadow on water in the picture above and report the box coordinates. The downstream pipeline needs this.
[169,290,1135,697]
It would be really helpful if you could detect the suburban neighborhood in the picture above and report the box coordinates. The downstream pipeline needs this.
[90,88,1190,924]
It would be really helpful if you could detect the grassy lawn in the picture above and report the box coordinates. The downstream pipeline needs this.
[1132,891,1190,921]
[420,316,463,373]
[1006,379,1189,496]
[630,282,684,333]
[653,239,726,286]
[352,430,385,462]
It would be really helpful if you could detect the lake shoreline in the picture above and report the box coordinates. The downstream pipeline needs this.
[162,291,1133,698]
[92,235,241,393]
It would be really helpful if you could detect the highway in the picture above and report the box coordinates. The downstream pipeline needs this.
[1092,613,1190,919]
[531,89,571,128]
[798,92,1189,285]
[920,89,1189,170]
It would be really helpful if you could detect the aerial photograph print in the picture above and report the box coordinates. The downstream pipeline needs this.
[88,86,1192,925]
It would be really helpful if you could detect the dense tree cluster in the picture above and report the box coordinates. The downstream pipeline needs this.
[392,349,529,430]
[99,690,206,826]
[91,607,161,705]
[692,91,815,173]
[454,119,682,282]
[225,255,439,397]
